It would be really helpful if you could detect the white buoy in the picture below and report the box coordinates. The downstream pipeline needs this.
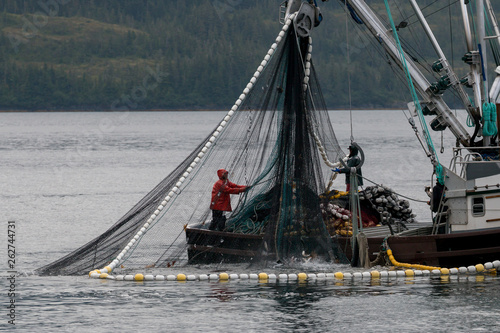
[353,272,362,279]
[388,271,397,278]
[249,274,258,280]
[116,275,124,281]
[187,275,196,281]
[467,265,476,273]
[362,272,371,279]
[278,274,288,280]
[155,275,165,281]
[124,275,134,281]
[276,36,282,43]
[343,273,353,279]
[145,275,155,281]
[288,273,298,281]
[239,274,249,280]
[229,274,239,280]
[199,274,208,281]
[484,262,493,270]
[166,275,176,281]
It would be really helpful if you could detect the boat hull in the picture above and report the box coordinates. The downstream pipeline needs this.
[186,226,500,268]
[339,227,500,267]
[185,227,265,263]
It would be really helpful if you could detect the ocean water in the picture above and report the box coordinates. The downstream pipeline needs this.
[1,111,500,332]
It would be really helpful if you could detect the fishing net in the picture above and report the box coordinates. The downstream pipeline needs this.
[37,19,347,276]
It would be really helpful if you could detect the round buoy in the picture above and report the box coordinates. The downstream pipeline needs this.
[219,273,229,281]
[134,273,144,281]
[258,272,268,280]
[440,268,450,275]
[278,274,288,280]
[405,270,414,277]
[297,273,307,281]
[467,265,477,273]
[370,271,380,279]
[475,264,485,272]
[334,272,344,280]
[177,274,187,281]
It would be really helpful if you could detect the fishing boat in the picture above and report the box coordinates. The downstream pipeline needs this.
[186,0,500,269]
[37,0,500,276]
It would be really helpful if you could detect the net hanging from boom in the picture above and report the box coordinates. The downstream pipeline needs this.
[37,19,347,276]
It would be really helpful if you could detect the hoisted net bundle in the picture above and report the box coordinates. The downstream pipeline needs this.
[37,20,347,276]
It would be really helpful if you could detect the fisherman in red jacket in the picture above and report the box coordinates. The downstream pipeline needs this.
[209,169,248,231]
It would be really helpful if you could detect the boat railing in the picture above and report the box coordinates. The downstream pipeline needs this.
[450,146,500,178]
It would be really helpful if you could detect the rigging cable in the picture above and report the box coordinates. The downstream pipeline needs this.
[383,0,444,185]
[343,0,354,143]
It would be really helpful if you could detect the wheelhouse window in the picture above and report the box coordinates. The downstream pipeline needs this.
[471,197,485,217]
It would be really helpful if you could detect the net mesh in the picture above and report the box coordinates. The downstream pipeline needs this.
[37,23,347,276]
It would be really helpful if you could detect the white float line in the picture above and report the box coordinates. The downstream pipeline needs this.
[91,13,298,276]
[89,260,500,281]
[303,36,312,92]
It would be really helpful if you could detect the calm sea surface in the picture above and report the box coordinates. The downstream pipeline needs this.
[1,111,499,332]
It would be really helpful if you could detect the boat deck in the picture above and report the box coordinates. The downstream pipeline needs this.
[361,222,434,238]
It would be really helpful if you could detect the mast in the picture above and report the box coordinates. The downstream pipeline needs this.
[486,0,500,105]
[337,0,471,147]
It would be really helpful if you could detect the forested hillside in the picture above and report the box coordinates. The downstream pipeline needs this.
[0,0,499,110]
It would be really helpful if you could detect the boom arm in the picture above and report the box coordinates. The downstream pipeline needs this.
[338,0,472,147]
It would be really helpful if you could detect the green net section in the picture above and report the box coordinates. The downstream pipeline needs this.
[37,24,347,276]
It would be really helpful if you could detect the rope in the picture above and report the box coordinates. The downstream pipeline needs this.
[360,175,428,203]
[383,0,444,185]
[482,102,498,136]
[344,0,354,143]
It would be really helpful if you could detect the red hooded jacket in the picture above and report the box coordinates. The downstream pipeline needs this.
[210,169,247,211]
